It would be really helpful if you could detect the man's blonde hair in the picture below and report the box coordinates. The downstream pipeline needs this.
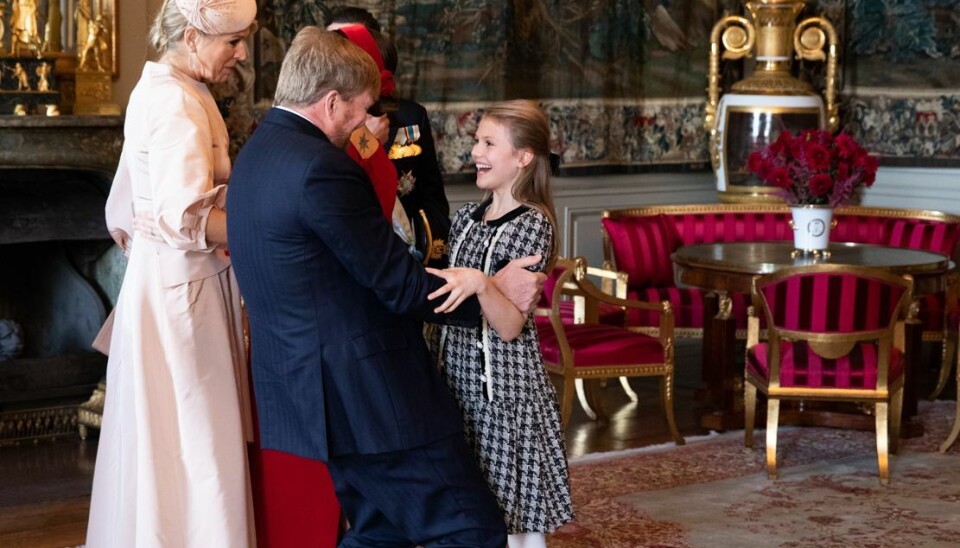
[274,26,380,107]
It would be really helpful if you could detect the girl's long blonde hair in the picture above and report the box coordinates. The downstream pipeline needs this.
[481,100,559,268]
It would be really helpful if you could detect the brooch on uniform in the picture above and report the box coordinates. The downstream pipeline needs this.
[428,238,448,261]
[398,170,416,196]
[388,124,423,159]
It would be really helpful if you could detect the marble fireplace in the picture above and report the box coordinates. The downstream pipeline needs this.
[0,115,123,443]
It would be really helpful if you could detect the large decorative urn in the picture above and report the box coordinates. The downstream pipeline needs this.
[706,0,839,203]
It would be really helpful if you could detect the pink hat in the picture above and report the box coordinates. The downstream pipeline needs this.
[338,24,396,98]
[175,0,257,35]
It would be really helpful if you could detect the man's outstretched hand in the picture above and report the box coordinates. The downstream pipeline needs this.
[492,255,547,315]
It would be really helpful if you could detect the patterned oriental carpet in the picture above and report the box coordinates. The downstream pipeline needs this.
[549,401,960,547]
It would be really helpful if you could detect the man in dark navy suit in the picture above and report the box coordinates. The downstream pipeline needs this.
[228,26,541,547]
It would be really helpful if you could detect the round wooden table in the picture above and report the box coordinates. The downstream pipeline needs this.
[672,241,954,434]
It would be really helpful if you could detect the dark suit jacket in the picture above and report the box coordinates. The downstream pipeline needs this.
[389,99,451,267]
[227,108,475,461]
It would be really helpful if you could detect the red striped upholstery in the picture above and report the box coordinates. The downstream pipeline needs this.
[758,272,907,333]
[625,287,752,330]
[886,219,960,332]
[747,342,904,389]
[626,287,703,329]
[668,212,794,246]
[543,263,567,300]
[831,214,888,245]
[747,270,907,390]
[536,322,665,367]
[743,265,912,484]
[887,218,960,255]
[601,215,677,288]
[603,209,959,335]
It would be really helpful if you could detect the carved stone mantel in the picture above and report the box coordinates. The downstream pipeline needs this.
[0,115,123,443]
[0,115,123,174]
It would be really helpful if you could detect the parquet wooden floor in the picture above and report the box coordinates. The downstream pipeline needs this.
[0,341,709,548]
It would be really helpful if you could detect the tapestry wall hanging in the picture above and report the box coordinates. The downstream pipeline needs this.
[235,0,960,174]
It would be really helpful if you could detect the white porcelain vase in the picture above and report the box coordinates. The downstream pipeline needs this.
[790,205,833,252]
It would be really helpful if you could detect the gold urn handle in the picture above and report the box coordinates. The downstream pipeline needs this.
[706,16,755,167]
[794,17,840,132]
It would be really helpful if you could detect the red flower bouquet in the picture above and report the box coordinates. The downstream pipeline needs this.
[747,129,879,206]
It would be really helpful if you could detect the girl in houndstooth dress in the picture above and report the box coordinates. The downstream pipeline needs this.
[429,100,574,548]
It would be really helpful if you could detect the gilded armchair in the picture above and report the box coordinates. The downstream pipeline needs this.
[744,264,913,484]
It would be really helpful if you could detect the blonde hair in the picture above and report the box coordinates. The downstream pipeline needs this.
[149,0,190,54]
[481,100,559,268]
[149,0,258,55]
[274,26,380,107]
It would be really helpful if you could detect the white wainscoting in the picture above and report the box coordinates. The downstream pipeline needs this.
[861,167,960,214]
[444,166,960,269]
[446,172,716,268]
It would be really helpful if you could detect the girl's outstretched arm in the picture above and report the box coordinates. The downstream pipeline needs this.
[428,267,526,341]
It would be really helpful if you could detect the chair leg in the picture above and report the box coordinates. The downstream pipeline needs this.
[744,382,757,448]
[941,366,960,453]
[560,377,576,429]
[619,376,639,402]
[875,401,890,485]
[765,398,780,479]
[585,379,608,421]
[890,385,903,455]
[660,374,685,445]
[930,332,956,400]
[573,379,597,420]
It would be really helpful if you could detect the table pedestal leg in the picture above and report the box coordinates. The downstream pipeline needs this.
[900,303,925,438]
[699,291,742,431]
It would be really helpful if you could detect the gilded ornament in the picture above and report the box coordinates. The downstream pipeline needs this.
[35,61,51,92]
[10,0,42,57]
[8,61,30,90]
[78,14,110,73]
[428,238,447,262]
[388,143,422,160]
[706,0,840,203]
[389,124,424,159]
[74,70,121,115]
[41,0,62,53]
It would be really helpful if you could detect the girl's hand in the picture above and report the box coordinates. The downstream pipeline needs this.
[365,114,390,144]
[427,267,488,313]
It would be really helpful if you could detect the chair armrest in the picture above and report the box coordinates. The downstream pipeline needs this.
[574,271,666,313]
[570,256,674,340]
[746,306,760,348]
[547,258,672,341]
[585,263,629,299]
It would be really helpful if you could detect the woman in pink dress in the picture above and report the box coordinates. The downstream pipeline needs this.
[86,0,258,546]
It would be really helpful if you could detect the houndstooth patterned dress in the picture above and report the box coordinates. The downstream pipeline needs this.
[432,199,574,534]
